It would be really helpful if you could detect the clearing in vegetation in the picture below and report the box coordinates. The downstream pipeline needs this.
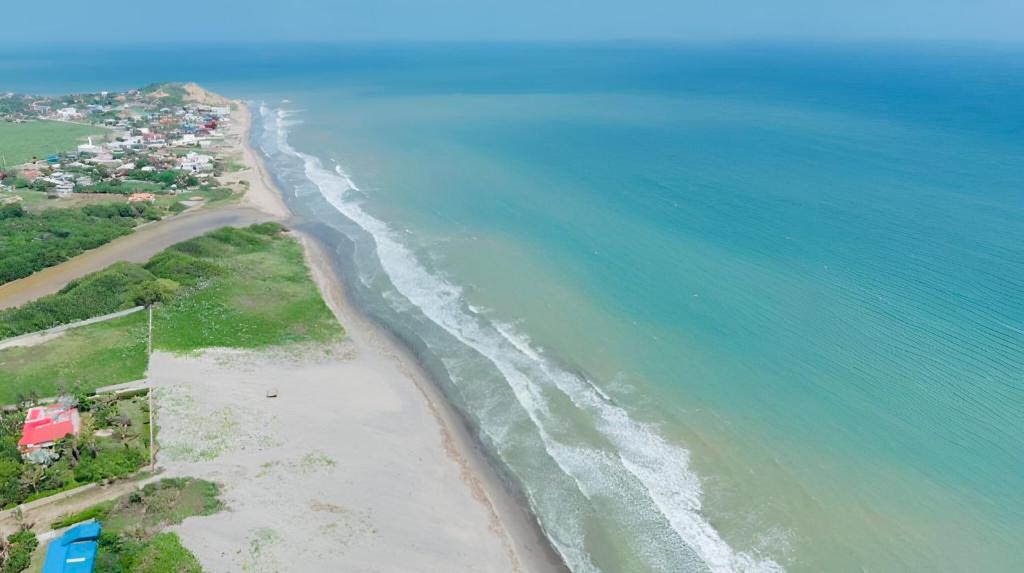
[0,121,108,167]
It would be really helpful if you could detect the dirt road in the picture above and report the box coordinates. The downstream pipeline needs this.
[0,206,273,310]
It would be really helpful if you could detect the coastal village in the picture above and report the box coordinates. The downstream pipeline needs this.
[0,83,546,573]
[0,84,243,573]
[1,84,236,210]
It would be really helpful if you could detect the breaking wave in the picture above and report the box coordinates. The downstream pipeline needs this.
[261,105,783,573]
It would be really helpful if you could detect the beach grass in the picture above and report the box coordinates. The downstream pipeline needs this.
[0,224,341,402]
[117,532,203,573]
[152,225,343,351]
[0,120,108,166]
[0,312,148,404]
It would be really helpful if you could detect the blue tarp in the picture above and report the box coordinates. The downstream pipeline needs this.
[42,522,101,573]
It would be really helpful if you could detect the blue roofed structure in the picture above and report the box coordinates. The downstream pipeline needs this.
[42,522,101,573]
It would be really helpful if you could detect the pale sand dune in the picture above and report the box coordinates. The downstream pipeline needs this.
[151,344,521,572]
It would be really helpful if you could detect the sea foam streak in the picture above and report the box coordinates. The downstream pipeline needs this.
[263,105,783,573]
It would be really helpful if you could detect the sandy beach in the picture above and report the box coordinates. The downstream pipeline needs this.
[142,90,568,572]
[224,99,291,219]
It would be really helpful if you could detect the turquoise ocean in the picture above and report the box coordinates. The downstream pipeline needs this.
[4,43,1023,571]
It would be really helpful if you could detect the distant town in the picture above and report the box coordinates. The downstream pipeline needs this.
[0,84,235,206]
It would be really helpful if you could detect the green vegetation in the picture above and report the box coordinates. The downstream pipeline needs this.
[0,223,342,348]
[80,180,164,195]
[49,478,220,573]
[1,223,341,412]
[140,84,188,107]
[160,186,237,213]
[50,500,116,529]
[0,121,107,166]
[0,225,340,508]
[100,532,201,573]
[152,224,342,351]
[6,190,48,211]
[0,263,163,338]
[0,312,148,404]
[0,529,38,573]
[0,394,151,509]
[81,170,199,195]
[0,202,161,286]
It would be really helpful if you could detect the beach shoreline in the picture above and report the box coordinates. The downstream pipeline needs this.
[228,100,291,219]
[221,93,568,572]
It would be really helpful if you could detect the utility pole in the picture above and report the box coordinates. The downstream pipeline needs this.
[147,303,156,469]
[149,385,156,470]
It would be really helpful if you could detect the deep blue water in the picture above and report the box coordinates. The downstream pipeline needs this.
[4,43,1023,572]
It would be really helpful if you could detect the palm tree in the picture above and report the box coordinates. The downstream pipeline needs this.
[19,464,44,495]
[112,414,135,448]
[79,415,99,457]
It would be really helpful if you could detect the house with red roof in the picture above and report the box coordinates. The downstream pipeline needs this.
[19,404,81,454]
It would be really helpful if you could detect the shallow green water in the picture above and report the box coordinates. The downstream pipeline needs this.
[9,43,1022,571]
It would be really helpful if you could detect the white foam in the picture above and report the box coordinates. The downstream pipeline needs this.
[262,106,784,573]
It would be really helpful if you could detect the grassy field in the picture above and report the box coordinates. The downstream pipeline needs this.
[152,225,342,351]
[156,186,239,213]
[7,189,49,210]
[0,224,341,403]
[0,120,108,166]
[0,311,148,403]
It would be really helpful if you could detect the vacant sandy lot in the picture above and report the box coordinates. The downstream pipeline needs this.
[150,338,543,573]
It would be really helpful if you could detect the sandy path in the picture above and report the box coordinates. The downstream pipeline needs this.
[0,206,271,310]
[0,477,153,535]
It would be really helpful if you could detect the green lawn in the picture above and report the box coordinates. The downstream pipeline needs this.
[0,312,148,404]
[0,120,108,166]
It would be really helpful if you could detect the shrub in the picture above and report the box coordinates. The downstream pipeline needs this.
[2,529,38,573]
[145,251,222,286]
[206,226,271,251]
[0,262,156,338]
[0,203,24,220]
[168,235,229,258]
[72,448,145,483]
[51,500,115,529]
[248,221,285,236]
[0,203,152,285]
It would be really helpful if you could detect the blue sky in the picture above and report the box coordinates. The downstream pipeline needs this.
[4,0,1022,44]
